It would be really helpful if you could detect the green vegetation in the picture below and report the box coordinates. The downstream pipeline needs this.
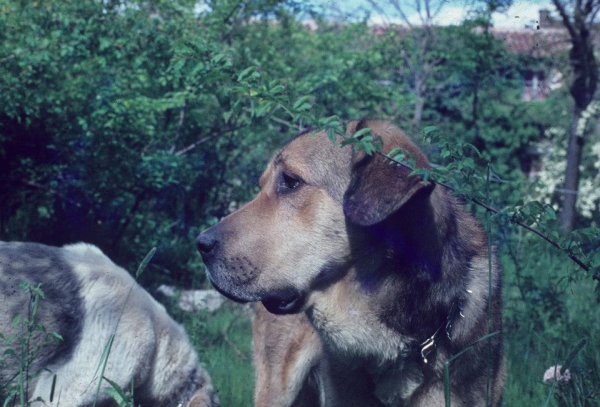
[175,304,254,406]
[1,0,599,406]
[0,283,63,406]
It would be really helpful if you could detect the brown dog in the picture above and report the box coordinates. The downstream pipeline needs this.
[197,120,504,406]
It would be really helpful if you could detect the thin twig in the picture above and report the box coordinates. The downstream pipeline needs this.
[169,101,187,154]
[174,125,244,156]
[269,115,305,131]
[221,317,249,361]
[0,53,16,64]
[21,180,81,207]
[110,188,147,250]
[377,151,596,280]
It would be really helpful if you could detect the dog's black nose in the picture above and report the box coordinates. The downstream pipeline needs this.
[196,232,217,254]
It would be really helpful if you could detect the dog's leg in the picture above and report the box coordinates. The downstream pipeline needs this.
[253,304,321,407]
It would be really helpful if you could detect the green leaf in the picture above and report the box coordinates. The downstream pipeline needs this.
[544,206,557,220]
[211,53,226,64]
[103,376,129,404]
[327,128,336,143]
[222,111,233,123]
[237,66,256,82]
[353,128,371,138]
[292,96,312,110]
[136,248,156,278]
[269,84,285,95]
[422,126,438,136]
[255,102,273,117]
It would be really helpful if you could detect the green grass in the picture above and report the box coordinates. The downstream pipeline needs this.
[175,303,255,407]
[501,236,600,407]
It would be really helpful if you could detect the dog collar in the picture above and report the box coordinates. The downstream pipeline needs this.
[402,298,464,364]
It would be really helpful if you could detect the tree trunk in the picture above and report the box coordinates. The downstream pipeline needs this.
[551,0,599,234]
[559,105,584,233]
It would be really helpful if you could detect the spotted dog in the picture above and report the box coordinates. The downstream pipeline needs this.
[0,242,219,407]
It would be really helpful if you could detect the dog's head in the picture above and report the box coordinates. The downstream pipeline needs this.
[196,120,433,314]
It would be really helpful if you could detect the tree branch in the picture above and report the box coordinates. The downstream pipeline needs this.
[431,0,445,19]
[111,189,147,250]
[552,0,578,40]
[366,0,391,25]
[0,53,16,64]
[583,0,594,15]
[174,125,244,156]
[169,100,186,154]
[20,180,81,207]
[589,0,600,22]
[388,0,415,29]
[264,117,597,281]
[269,115,305,131]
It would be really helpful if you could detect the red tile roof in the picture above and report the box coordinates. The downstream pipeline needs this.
[491,28,570,57]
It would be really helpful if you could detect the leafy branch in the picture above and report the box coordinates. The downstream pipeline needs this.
[329,124,598,282]
[377,151,597,281]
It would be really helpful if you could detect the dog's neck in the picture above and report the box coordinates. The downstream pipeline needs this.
[307,186,483,363]
[351,186,476,340]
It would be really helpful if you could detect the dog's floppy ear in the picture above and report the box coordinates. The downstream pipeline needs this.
[343,120,434,226]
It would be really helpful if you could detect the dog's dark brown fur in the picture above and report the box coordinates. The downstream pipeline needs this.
[197,120,505,406]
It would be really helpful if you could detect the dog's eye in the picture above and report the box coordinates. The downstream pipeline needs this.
[277,172,302,194]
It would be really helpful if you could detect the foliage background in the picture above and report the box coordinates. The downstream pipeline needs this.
[1,0,599,406]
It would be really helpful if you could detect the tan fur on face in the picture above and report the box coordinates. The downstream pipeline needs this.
[200,133,356,304]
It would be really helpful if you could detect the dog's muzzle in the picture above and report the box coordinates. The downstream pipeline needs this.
[196,232,217,258]
[196,229,306,315]
[196,228,260,303]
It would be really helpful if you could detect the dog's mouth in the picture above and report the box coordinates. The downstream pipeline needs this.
[208,275,305,314]
[261,288,305,315]
[208,275,260,303]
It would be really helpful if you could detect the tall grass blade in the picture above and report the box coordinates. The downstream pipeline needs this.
[18,372,25,407]
[92,334,115,407]
[444,361,451,407]
[443,331,500,407]
[103,376,128,405]
[561,337,587,375]
[542,383,556,407]
[49,374,56,402]
[135,247,156,278]
[486,163,493,407]
[448,332,500,364]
